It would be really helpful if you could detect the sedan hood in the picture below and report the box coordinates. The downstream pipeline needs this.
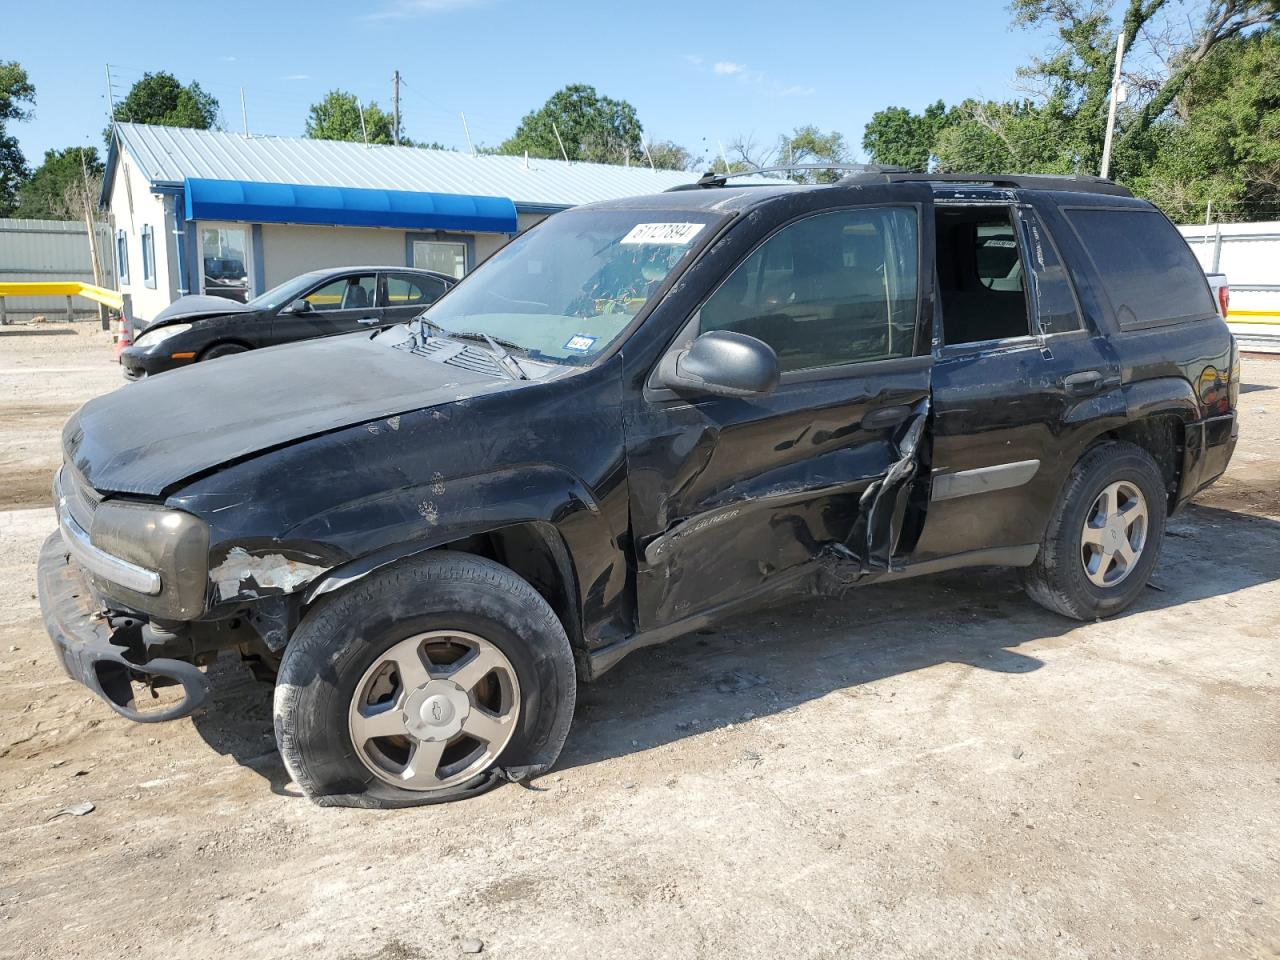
[144,294,254,329]
[66,333,506,496]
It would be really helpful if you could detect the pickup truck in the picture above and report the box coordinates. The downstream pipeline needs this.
[38,170,1238,808]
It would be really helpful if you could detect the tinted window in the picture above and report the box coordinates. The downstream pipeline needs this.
[385,274,446,307]
[699,206,919,372]
[1065,208,1215,327]
[305,274,377,312]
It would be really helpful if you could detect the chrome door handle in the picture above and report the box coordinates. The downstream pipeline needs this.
[357,317,382,326]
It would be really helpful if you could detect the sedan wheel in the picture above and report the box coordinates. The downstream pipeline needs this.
[348,630,521,792]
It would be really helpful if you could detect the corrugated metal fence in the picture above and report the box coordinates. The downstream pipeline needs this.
[1178,220,1280,353]
[0,218,115,322]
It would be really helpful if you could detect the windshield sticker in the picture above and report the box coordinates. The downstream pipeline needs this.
[564,334,597,353]
[620,222,705,246]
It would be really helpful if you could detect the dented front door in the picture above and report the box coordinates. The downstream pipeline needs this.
[625,198,935,631]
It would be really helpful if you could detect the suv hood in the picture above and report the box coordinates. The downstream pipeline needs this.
[66,333,507,496]
[143,294,254,330]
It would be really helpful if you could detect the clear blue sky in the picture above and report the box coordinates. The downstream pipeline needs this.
[9,0,1059,166]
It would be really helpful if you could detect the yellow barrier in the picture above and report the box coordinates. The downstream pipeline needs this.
[0,281,124,311]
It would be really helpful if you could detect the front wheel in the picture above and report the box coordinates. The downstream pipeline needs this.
[200,342,248,361]
[274,553,577,808]
[1022,441,1167,620]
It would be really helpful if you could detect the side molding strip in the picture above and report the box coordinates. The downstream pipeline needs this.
[931,459,1041,502]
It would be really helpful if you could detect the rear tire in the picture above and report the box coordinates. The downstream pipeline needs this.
[1021,441,1167,620]
[273,553,576,808]
[200,342,248,361]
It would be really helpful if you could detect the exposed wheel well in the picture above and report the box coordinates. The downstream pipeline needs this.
[1094,414,1184,510]
[199,340,253,360]
[431,523,586,668]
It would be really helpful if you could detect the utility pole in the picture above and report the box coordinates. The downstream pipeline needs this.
[461,112,476,157]
[104,64,116,130]
[240,87,250,138]
[358,101,370,148]
[1100,29,1126,179]
[392,70,401,146]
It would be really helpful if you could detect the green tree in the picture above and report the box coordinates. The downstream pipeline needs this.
[779,125,850,182]
[862,101,952,170]
[644,139,696,171]
[1132,29,1280,220]
[304,90,397,145]
[14,147,104,220]
[0,60,35,215]
[501,84,644,164]
[110,72,219,137]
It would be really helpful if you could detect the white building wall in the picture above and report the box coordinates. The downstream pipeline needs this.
[107,153,174,324]
[259,224,407,289]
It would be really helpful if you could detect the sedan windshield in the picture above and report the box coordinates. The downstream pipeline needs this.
[417,209,722,363]
[247,271,326,312]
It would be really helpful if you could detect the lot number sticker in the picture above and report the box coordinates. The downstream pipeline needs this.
[564,335,597,353]
[620,222,705,246]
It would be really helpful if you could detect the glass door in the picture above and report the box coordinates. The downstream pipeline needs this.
[198,223,254,302]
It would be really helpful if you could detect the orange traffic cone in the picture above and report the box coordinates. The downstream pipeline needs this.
[113,313,131,362]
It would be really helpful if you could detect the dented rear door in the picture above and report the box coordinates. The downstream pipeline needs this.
[626,191,935,630]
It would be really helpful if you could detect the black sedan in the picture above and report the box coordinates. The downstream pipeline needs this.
[120,266,456,379]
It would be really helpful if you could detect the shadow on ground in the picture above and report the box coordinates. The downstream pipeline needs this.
[191,503,1280,789]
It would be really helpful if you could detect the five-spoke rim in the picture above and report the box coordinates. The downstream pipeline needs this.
[347,630,520,791]
[1080,480,1148,588]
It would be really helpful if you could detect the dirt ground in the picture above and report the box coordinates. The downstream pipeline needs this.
[0,325,1276,960]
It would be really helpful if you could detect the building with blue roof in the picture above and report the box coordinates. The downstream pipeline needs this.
[102,123,695,322]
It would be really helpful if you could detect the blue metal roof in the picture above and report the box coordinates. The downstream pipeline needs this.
[184,178,518,232]
[107,123,701,213]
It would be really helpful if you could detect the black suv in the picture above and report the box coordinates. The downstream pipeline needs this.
[38,171,1238,808]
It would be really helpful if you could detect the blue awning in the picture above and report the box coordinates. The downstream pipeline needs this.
[183,178,518,233]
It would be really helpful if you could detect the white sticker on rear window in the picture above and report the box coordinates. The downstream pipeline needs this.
[619,222,705,246]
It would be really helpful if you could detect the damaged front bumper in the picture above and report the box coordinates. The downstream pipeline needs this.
[36,532,209,722]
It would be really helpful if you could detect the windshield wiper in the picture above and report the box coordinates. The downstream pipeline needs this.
[481,334,530,380]
[447,330,528,353]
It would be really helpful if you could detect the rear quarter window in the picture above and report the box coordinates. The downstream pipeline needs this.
[1063,207,1216,329]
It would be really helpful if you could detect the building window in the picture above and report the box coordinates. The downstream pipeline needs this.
[198,223,252,303]
[115,230,130,285]
[141,225,156,289]
[412,239,468,279]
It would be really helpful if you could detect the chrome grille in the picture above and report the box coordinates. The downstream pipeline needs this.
[58,465,101,533]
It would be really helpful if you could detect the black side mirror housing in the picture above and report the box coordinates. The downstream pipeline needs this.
[288,298,313,314]
[656,329,781,398]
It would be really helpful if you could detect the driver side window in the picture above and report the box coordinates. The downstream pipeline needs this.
[305,274,377,312]
[699,206,920,372]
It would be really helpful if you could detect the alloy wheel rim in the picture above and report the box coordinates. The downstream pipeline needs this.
[347,630,520,791]
[1080,480,1149,588]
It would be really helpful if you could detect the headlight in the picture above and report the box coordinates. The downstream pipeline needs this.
[90,500,209,619]
[133,323,192,349]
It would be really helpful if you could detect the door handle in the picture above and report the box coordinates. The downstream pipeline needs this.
[1062,370,1104,396]
[357,317,382,326]
[862,405,912,430]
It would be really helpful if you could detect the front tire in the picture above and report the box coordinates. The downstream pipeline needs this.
[1022,441,1167,620]
[273,553,576,808]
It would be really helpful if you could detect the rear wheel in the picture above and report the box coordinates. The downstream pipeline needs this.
[200,342,248,361]
[274,553,576,808]
[1022,441,1167,620]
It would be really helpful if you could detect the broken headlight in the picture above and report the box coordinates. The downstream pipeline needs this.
[90,500,210,620]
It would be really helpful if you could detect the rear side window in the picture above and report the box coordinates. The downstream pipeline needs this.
[385,274,447,307]
[1064,208,1215,328]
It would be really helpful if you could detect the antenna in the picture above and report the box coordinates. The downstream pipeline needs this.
[717,139,731,174]
[358,101,370,148]
[460,112,476,157]
[239,87,249,138]
[552,122,570,163]
[392,70,401,146]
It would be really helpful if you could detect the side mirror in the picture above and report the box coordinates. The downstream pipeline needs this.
[656,330,780,398]
[288,298,313,314]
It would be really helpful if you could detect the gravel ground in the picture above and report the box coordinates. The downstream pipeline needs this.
[0,326,1277,960]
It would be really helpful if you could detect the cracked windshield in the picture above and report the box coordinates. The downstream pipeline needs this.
[413,209,722,363]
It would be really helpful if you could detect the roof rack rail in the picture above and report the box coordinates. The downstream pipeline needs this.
[665,163,914,191]
[839,170,1133,198]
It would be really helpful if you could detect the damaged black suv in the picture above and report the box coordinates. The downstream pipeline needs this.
[39,169,1238,808]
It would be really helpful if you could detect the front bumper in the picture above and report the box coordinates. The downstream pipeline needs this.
[36,532,208,722]
[119,346,186,380]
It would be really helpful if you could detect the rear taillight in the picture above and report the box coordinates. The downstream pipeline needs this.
[1218,283,1230,319]
[1229,336,1240,408]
